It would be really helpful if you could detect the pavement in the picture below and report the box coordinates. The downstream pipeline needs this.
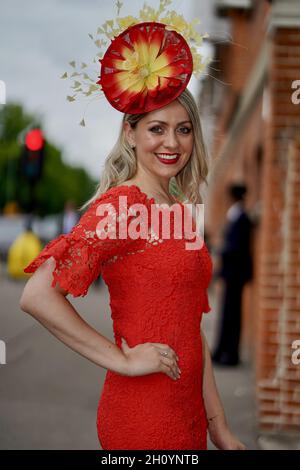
[0,263,260,450]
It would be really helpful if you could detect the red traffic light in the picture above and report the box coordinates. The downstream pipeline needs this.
[25,129,44,152]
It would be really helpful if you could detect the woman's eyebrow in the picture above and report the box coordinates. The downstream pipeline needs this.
[147,120,192,125]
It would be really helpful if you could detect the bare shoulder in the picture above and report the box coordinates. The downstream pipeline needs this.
[89,185,147,212]
[115,181,135,187]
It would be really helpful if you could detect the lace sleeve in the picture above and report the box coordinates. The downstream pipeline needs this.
[23,189,138,297]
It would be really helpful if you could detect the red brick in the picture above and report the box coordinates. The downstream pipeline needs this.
[206,0,300,436]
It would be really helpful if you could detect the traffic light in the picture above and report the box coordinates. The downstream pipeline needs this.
[21,129,45,181]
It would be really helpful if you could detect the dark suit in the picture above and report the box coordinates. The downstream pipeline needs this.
[213,203,253,364]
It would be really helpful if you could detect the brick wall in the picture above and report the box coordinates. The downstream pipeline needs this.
[203,1,300,436]
[256,26,300,432]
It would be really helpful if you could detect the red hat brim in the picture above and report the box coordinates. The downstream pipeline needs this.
[98,22,193,114]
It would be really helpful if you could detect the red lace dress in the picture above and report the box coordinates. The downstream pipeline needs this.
[24,184,213,450]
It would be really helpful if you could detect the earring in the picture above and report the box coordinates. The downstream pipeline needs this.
[131,144,135,149]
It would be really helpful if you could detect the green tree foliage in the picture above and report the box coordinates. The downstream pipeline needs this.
[0,103,97,216]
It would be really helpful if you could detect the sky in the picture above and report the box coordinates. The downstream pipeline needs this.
[0,0,213,179]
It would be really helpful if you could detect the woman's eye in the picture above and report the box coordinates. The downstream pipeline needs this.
[149,126,162,133]
[179,127,191,134]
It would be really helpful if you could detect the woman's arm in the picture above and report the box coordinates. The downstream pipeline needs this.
[20,257,129,375]
[20,257,180,381]
[201,329,246,450]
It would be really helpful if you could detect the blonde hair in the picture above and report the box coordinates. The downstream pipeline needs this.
[80,88,209,211]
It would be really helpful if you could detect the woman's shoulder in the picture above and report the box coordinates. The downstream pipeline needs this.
[93,183,150,208]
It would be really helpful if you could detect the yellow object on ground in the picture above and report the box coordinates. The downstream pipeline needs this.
[7,231,42,278]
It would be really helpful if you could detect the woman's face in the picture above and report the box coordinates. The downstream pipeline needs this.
[124,99,194,181]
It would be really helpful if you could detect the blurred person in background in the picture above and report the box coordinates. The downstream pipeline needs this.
[212,183,253,366]
[59,200,80,235]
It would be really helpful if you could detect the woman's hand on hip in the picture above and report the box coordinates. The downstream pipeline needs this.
[120,337,181,381]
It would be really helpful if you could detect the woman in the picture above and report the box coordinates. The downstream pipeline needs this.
[20,9,246,450]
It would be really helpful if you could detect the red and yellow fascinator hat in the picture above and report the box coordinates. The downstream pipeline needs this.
[62,0,211,123]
